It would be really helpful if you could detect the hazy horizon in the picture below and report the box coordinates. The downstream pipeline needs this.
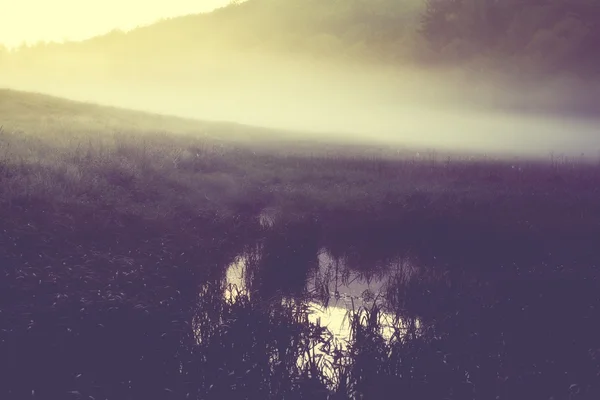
[4,51,600,160]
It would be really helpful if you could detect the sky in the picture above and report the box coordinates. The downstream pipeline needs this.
[0,0,232,48]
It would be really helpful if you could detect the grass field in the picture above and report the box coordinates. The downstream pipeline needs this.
[1,88,600,400]
[3,89,599,224]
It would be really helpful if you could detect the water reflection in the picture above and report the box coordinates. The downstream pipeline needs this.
[223,248,414,344]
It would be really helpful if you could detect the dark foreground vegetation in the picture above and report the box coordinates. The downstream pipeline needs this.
[2,90,600,399]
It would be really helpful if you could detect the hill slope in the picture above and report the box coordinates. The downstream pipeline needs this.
[1,0,599,77]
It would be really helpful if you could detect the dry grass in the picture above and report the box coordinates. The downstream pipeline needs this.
[3,88,600,228]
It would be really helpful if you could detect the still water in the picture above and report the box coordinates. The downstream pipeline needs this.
[223,249,418,344]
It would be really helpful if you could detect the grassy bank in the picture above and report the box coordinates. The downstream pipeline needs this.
[3,89,600,227]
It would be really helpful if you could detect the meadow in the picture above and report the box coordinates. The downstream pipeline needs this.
[1,89,600,399]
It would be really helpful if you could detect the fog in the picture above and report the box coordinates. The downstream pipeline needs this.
[4,52,600,159]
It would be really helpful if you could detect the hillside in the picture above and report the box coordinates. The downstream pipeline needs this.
[1,0,599,128]
[1,0,599,78]
[0,88,439,154]
[2,87,600,226]
[0,88,335,146]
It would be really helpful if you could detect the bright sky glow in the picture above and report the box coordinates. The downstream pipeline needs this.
[0,0,232,48]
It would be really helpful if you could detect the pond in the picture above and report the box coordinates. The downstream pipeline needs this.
[223,249,419,344]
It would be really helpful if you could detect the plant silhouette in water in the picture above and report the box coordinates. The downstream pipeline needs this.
[191,278,333,400]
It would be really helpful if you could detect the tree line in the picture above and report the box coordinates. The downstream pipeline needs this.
[1,0,599,78]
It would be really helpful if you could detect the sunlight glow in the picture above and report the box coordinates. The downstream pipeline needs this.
[0,0,232,48]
